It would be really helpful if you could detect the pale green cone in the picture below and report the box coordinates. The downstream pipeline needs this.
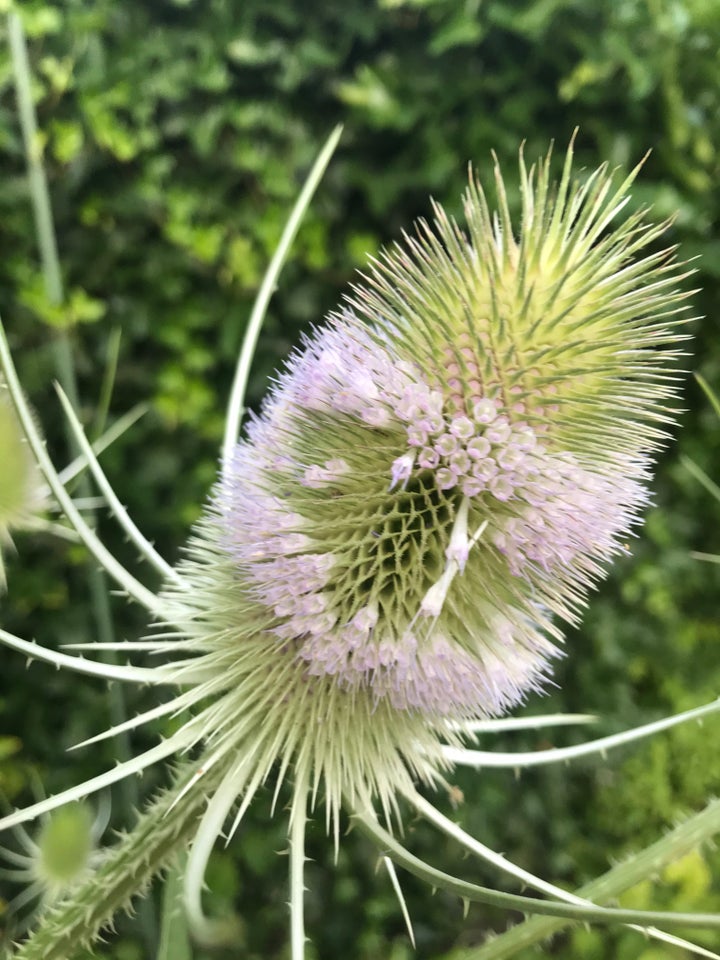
[0,385,42,586]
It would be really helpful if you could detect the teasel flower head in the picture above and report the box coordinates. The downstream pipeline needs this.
[3,138,713,960]
[0,383,42,587]
[198,142,687,814]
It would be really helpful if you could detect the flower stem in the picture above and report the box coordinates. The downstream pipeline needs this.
[405,787,716,958]
[353,804,720,929]
[156,855,192,960]
[456,797,720,959]
[6,14,63,307]
[290,773,309,960]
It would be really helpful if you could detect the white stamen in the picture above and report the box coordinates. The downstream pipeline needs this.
[418,511,488,622]
[420,566,456,618]
[445,496,470,570]
[389,453,416,491]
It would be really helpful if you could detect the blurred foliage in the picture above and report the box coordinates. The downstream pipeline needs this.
[0,0,719,958]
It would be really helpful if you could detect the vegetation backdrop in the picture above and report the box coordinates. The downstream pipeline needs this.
[0,1,719,958]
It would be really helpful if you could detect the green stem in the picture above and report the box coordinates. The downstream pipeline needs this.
[12,759,222,960]
[290,773,309,960]
[454,797,720,960]
[6,14,63,307]
[353,803,720,930]
[8,10,158,945]
[156,855,192,960]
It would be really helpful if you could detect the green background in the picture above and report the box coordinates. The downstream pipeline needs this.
[0,0,719,957]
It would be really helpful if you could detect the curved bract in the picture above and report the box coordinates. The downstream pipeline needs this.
[1,138,718,960]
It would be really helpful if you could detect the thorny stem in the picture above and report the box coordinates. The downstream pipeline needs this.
[353,807,720,930]
[9,759,227,960]
[461,797,720,960]
[290,772,309,960]
[406,788,718,959]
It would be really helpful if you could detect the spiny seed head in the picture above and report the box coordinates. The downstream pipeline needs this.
[0,382,42,586]
[35,804,96,894]
[167,143,690,816]
[0,801,104,933]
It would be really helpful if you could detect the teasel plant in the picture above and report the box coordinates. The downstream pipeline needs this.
[2,25,720,959]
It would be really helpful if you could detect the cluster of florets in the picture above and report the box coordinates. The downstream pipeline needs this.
[395,383,649,578]
[492,455,648,577]
[219,310,648,718]
[292,601,552,715]
[394,386,543,498]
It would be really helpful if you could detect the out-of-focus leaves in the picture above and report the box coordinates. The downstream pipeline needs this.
[17,277,105,328]
[0,736,21,762]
